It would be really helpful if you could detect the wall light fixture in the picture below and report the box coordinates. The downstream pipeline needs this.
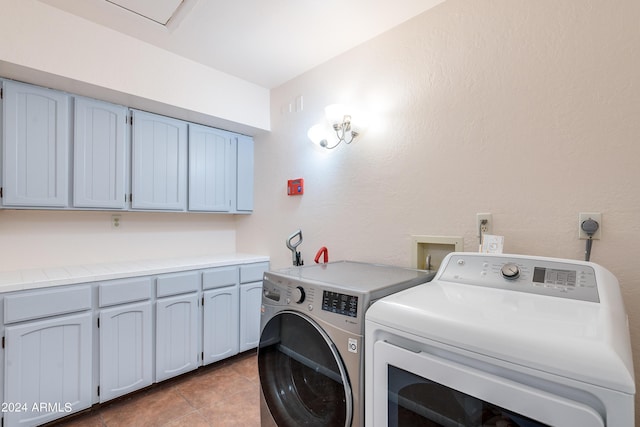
[307,104,360,149]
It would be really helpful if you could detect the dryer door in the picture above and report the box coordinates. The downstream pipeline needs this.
[259,311,352,427]
[370,340,605,427]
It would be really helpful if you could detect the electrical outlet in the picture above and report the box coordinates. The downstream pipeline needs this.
[476,213,492,237]
[111,214,122,230]
[578,212,601,240]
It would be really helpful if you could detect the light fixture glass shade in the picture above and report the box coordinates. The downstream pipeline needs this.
[307,124,327,146]
[324,104,348,125]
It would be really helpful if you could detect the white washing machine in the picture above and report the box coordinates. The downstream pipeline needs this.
[258,261,435,427]
[366,252,635,426]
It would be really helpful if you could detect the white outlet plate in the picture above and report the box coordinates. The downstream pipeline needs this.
[476,213,492,237]
[111,214,122,230]
[578,212,601,240]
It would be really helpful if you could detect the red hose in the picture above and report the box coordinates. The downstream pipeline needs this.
[314,247,328,264]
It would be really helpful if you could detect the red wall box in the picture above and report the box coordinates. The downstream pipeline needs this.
[287,178,304,196]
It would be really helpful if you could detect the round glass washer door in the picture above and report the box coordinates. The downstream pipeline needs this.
[258,311,352,427]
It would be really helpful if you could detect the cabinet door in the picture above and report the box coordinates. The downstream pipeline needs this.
[131,110,187,211]
[236,135,254,212]
[203,286,239,365]
[99,301,153,402]
[188,124,233,212]
[239,281,262,352]
[156,293,199,382]
[4,312,92,426]
[73,97,128,209]
[2,80,69,207]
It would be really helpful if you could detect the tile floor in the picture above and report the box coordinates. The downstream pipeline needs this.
[50,351,260,427]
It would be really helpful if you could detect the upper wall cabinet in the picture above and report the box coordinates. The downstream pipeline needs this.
[73,97,128,209]
[188,124,255,213]
[131,110,188,211]
[1,80,70,207]
[236,135,254,212]
[188,124,234,212]
[1,80,254,214]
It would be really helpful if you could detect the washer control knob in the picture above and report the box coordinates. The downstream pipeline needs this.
[501,263,520,280]
[292,286,306,304]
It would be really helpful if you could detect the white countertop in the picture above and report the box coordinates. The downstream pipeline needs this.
[0,253,269,293]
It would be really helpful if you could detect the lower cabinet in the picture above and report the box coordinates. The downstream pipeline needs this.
[239,262,269,352]
[203,286,239,364]
[0,259,268,426]
[239,281,263,352]
[99,301,153,402]
[156,293,199,382]
[3,312,93,426]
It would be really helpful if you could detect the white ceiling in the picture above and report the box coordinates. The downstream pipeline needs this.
[40,0,445,88]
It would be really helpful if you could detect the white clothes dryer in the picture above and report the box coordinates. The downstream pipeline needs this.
[365,252,635,426]
[259,261,435,427]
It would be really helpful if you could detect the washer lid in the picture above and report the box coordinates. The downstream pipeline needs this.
[367,280,635,394]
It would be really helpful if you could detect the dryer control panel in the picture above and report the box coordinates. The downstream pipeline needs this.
[439,253,600,303]
[262,273,365,335]
[322,291,359,317]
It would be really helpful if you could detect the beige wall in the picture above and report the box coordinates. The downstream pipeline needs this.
[0,0,270,133]
[236,0,640,420]
[0,0,266,270]
[0,210,237,270]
